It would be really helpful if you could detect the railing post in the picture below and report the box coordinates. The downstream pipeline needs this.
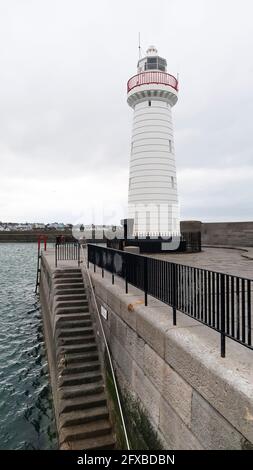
[102,248,105,278]
[247,279,251,347]
[112,252,115,285]
[78,243,80,267]
[35,242,41,294]
[55,243,57,268]
[144,256,148,306]
[172,263,177,325]
[125,252,128,294]
[220,273,226,357]
[87,245,90,269]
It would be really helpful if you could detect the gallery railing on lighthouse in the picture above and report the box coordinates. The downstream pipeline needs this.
[127,71,178,93]
[87,244,252,358]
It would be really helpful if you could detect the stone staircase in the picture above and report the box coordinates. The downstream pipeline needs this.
[53,268,116,450]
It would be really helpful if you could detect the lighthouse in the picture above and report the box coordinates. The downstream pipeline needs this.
[127,46,180,240]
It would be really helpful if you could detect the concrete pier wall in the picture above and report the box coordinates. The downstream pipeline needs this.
[39,255,60,428]
[88,270,253,450]
[201,222,253,247]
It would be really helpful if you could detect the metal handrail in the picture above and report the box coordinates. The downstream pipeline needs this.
[35,235,48,293]
[55,241,80,268]
[80,245,130,450]
[88,244,253,358]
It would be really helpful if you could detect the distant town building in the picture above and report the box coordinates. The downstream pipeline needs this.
[46,223,65,231]
[33,223,46,230]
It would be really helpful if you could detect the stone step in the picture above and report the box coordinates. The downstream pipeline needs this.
[59,370,102,387]
[62,433,115,450]
[61,361,100,376]
[60,406,109,428]
[56,300,88,308]
[54,268,81,276]
[56,319,92,329]
[58,353,99,373]
[60,391,106,413]
[56,288,86,296]
[58,342,97,355]
[60,382,104,400]
[54,273,82,280]
[57,334,95,346]
[58,327,94,338]
[52,265,115,452]
[55,294,87,302]
[55,283,85,290]
[55,278,83,285]
[56,314,90,323]
[56,306,89,315]
[54,270,82,276]
[57,311,91,323]
[65,352,99,365]
[59,419,111,444]
[55,285,84,293]
[55,269,81,274]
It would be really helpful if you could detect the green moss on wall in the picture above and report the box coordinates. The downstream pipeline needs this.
[104,349,130,449]
[241,438,253,450]
[121,391,163,450]
[104,351,163,451]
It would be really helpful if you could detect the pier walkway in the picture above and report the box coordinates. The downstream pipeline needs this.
[149,245,253,279]
[41,246,253,449]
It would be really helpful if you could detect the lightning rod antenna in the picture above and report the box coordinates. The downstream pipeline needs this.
[138,32,141,60]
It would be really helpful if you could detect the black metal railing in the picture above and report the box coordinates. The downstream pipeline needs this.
[107,231,202,253]
[55,242,80,267]
[87,244,252,357]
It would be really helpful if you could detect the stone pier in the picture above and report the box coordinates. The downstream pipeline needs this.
[86,245,253,450]
[39,245,253,450]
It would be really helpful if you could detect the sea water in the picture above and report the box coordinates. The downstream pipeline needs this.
[0,243,57,449]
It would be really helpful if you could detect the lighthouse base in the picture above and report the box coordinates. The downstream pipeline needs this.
[107,237,201,254]
[107,220,201,254]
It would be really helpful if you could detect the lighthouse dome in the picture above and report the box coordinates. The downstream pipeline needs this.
[146,45,158,56]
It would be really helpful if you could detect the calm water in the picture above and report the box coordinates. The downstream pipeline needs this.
[0,243,57,449]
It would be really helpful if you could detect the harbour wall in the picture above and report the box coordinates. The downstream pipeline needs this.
[201,222,253,247]
[39,255,60,431]
[0,230,72,243]
[1,221,253,247]
[88,270,253,450]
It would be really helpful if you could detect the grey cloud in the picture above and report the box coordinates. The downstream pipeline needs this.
[0,0,253,221]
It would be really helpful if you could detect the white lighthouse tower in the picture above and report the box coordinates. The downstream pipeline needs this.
[127,46,180,239]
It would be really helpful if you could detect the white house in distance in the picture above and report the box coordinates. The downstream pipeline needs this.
[127,46,180,239]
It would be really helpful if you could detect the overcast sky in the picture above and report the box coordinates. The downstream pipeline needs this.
[0,0,253,224]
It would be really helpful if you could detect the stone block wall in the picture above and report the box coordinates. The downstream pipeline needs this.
[88,272,253,450]
[201,222,253,247]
